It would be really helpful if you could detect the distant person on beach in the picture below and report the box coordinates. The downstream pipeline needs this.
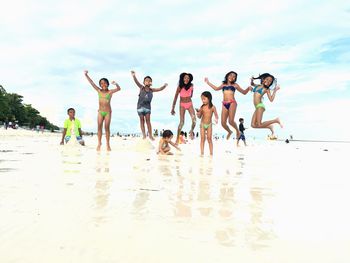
[171,73,196,144]
[157,130,181,155]
[84,70,121,151]
[249,73,283,138]
[131,70,167,141]
[196,91,218,156]
[204,71,251,141]
[237,118,247,147]
[60,108,85,146]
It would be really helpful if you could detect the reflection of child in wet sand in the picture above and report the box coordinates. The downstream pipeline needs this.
[84,70,121,151]
[60,108,85,146]
[250,73,283,138]
[196,91,218,156]
[157,130,181,155]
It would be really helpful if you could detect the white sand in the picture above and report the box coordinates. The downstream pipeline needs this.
[1,128,350,262]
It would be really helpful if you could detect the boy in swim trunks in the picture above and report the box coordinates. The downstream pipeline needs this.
[237,118,247,147]
[60,108,85,146]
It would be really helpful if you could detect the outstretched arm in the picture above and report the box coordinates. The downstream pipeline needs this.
[84,70,100,92]
[131,71,143,89]
[152,83,168,92]
[169,141,181,151]
[266,85,280,102]
[204,78,222,91]
[171,86,181,115]
[110,81,121,93]
[235,84,252,95]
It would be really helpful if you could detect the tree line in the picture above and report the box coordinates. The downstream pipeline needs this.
[0,85,59,131]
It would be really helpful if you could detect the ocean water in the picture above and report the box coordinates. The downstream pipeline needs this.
[0,130,349,262]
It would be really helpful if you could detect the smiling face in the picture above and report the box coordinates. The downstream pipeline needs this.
[262,76,273,87]
[99,79,109,90]
[143,77,152,87]
[183,74,190,84]
[227,72,237,83]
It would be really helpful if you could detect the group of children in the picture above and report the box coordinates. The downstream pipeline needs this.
[61,70,283,156]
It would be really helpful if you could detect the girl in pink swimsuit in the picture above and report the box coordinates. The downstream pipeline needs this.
[204,71,251,140]
[171,72,196,144]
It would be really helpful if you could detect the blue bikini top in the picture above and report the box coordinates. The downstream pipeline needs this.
[252,85,264,95]
[222,85,236,92]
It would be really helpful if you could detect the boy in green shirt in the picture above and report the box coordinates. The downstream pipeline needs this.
[60,108,85,146]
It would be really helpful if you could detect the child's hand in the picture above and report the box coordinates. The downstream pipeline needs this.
[250,76,254,85]
[164,83,168,87]
[275,84,280,91]
[111,81,117,85]
[60,141,64,145]
[204,77,209,83]
[84,70,88,75]
[171,109,175,115]
[131,71,135,76]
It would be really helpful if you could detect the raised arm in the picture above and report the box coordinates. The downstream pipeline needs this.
[171,86,181,115]
[152,83,168,92]
[266,85,280,102]
[131,71,143,89]
[110,81,121,93]
[84,70,100,92]
[204,78,223,91]
[235,83,252,95]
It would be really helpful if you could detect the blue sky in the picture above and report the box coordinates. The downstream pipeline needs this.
[1,0,350,140]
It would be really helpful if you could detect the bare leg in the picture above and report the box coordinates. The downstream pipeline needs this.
[200,125,205,155]
[221,106,232,139]
[188,106,197,140]
[253,108,282,136]
[145,114,154,140]
[176,106,186,144]
[139,115,146,139]
[228,102,239,139]
[97,112,104,151]
[207,125,213,155]
[104,112,112,151]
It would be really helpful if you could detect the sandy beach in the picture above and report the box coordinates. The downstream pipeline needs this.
[0,128,349,263]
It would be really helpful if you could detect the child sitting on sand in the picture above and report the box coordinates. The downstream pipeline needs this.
[60,108,85,146]
[157,130,181,155]
[196,91,218,156]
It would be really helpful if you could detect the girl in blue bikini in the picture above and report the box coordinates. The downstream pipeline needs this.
[204,71,250,140]
[250,73,283,138]
[84,70,121,151]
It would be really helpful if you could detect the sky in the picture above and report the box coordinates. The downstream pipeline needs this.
[1,0,350,140]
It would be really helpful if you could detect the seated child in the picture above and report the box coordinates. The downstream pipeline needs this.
[60,108,85,146]
[158,130,180,155]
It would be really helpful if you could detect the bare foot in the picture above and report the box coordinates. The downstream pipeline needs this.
[96,144,101,151]
[189,131,194,140]
[107,145,112,151]
[235,130,240,140]
[226,131,233,140]
[149,136,155,141]
[142,136,146,139]
[276,118,283,128]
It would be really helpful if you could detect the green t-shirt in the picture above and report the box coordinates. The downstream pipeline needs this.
[64,118,81,136]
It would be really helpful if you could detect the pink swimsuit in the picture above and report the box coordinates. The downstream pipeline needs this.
[180,86,193,109]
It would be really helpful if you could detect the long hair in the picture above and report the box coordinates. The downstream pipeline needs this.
[252,73,276,88]
[201,91,213,108]
[179,72,193,90]
[222,71,237,84]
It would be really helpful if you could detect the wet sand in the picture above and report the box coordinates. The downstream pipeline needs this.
[0,129,349,262]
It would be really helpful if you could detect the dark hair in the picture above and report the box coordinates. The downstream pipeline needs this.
[239,118,244,122]
[201,91,213,108]
[99,78,109,87]
[67,108,75,113]
[179,72,193,90]
[252,73,276,88]
[144,76,152,82]
[222,71,237,84]
[162,129,173,138]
